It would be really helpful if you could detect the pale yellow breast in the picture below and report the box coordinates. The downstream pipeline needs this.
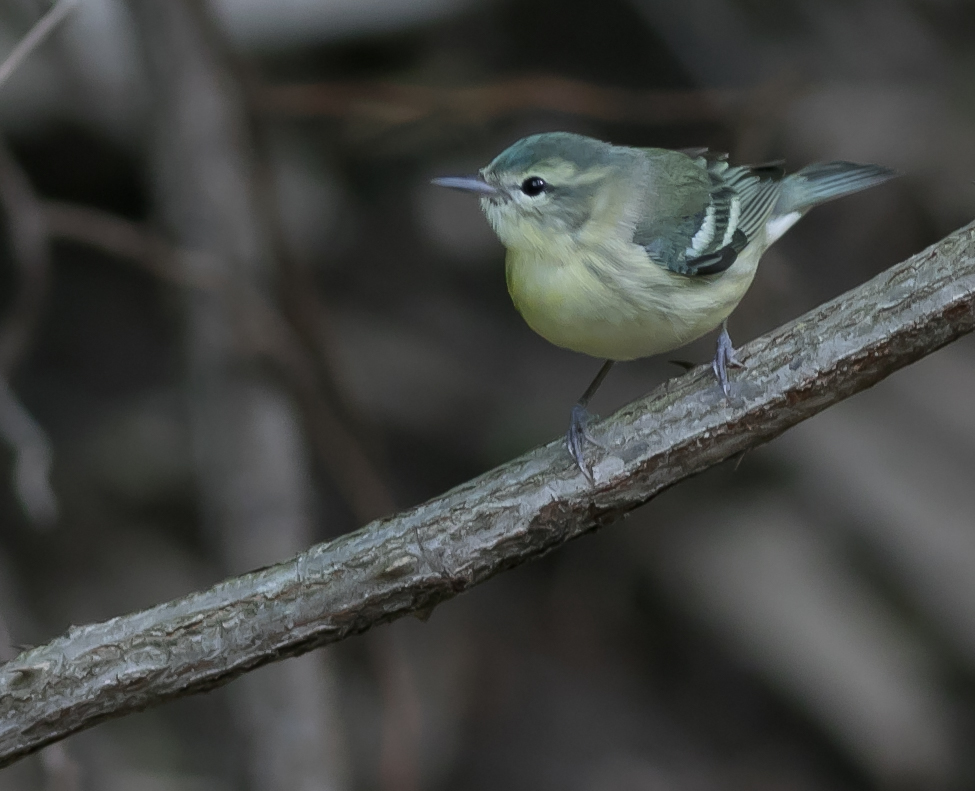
[505,235,764,361]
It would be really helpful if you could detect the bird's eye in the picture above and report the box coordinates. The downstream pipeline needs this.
[520,176,547,197]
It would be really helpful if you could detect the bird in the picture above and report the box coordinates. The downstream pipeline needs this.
[432,132,896,482]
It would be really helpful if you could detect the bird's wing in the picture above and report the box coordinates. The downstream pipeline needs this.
[634,150,784,277]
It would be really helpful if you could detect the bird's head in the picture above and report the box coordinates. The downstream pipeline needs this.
[433,132,639,252]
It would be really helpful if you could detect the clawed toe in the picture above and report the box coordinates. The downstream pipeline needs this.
[712,323,743,398]
[567,404,597,484]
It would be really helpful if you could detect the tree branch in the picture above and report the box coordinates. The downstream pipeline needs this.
[1,222,974,766]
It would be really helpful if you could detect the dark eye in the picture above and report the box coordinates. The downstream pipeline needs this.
[520,176,547,196]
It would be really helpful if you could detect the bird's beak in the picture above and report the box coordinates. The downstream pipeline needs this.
[431,175,499,196]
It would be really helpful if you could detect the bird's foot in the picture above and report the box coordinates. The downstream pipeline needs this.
[567,403,601,484]
[712,326,744,398]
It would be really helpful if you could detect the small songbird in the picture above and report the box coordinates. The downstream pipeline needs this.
[433,132,896,481]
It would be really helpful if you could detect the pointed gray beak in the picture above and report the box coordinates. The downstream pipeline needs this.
[431,175,499,196]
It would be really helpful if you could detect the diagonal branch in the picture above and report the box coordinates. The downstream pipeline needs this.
[0,0,78,92]
[1,221,974,766]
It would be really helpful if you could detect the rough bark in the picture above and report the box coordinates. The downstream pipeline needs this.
[1,222,974,767]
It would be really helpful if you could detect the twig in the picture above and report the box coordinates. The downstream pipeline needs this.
[0,0,78,92]
[1,221,974,766]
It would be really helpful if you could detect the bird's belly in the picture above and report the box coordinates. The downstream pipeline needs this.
[505,246,759,361]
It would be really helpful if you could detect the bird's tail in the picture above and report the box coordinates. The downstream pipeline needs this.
[776,161,898,215]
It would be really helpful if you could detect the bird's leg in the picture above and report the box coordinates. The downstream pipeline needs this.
[712,320,744,398]
[567,359,614,483]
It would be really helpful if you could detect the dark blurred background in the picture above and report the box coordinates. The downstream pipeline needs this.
[0,0,973,789]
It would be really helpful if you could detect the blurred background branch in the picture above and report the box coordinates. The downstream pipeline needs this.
[0,0,76,91]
